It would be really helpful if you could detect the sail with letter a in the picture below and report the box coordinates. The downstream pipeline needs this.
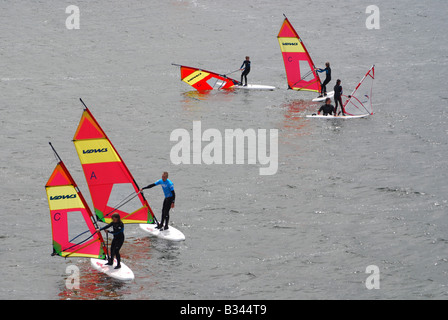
[72,101,156,224]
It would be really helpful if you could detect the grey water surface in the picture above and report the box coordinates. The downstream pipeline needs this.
[1,0,448,299]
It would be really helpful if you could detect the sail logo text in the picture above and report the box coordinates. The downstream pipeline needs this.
[282,42,298,46]
[50,194,77,200]
[82,148,108,154]
[187,72,202,83]
[170,121,278,175]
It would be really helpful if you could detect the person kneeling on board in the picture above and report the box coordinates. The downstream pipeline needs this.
[239,56,251,86]
[316,62,331,97]
[317,98,335,116]
[333,79,345,116]
[140,171,175,231]
[97,213,125,269]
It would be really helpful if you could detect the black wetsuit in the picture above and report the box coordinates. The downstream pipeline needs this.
[334,84,344,115]
[317,67,331,95]
[101,221,124,266]
[240,60,251,86]
[161,195,175,229]
[318,104,335,116]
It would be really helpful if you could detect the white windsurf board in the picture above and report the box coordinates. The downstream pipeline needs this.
[90,258,134,281]
[139,223,186,242]
[312,91,335,102]
[305,114,369,119]
[232,84,275,91]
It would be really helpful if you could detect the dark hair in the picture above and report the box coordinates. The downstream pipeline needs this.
[111,213,121,220]
[325,98,331,103]
[336,79,341,84]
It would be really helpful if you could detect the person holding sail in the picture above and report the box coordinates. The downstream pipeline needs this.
[316,62,331,97]
[239,56,251,86]
[140,172,175,231]
[97,213,125,269]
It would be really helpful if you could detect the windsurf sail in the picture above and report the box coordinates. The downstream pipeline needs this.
[174,64,239,91]
[277,15,321,92]
[45,145,108,259]
[343,65,375,116]
[72,100,156,224]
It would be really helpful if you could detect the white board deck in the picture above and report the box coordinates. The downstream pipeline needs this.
[305,114,369,119]
[139,223,186,242]
[232,84,276,91]
[311,91,335,102]
[90,258,134,281]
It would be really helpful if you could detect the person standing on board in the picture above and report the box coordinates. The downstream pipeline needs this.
[239,56,251,86]
[316,62,331,97]
[97,213,125,269]
[140,172,175,230]
[333,79,345,116]
[317,98,335,116]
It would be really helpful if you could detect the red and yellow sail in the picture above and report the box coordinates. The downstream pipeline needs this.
[278,16,321,93]
[73,107,155,224]
[179,65,238,91]
[45,160,107,259]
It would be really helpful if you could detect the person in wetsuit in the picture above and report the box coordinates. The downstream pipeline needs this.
[318,98,335,116]
[140,171,175,230]
[97,213,124,269]
[316,62,331,97]
[333,79,345,116]
[240,56,251,86]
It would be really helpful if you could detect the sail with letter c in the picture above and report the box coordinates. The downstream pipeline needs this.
[45,149,107,259]
[278,16,322,93]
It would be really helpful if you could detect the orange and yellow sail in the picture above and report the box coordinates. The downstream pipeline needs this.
[45,157,107,259]
[73,107,155,224]
[278,16,321,92]
[178,65,239,91]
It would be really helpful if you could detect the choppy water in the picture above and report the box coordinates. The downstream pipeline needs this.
[1,0,448,299]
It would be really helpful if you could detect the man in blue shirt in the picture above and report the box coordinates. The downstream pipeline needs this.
[140,172,175,230]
